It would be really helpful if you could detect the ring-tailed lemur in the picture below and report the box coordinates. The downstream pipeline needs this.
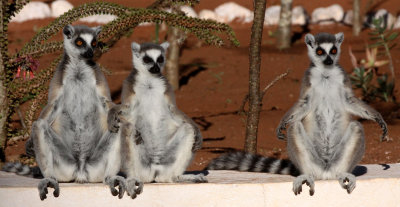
[6,25,135,200]
[208,32,388,196]
[108,42,206,195]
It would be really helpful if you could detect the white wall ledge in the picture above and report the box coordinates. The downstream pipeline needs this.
[1,163,399,207]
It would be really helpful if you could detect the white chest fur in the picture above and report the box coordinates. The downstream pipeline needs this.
[62,60,98,122]
[309,66,345,132]
[131,73,170,133]
[309,66,344,102]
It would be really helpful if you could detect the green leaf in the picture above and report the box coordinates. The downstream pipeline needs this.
[368,41,384,48]
[369,36,381,40]
[387,32,399,41]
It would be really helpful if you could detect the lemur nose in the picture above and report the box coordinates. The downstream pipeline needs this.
[323,56,333,65]
[83,49,93,58]
[149,65,160,74]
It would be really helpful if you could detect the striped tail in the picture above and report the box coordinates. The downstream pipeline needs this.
[206,151,299,176]
[2,162,43,178]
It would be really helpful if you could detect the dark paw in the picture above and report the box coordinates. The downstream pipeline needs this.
[126,178,143,199]
[376,118,388,141]
[134,131,144,145]
[108,108,122,133]
[338,173,356,194]
[293,175,315,196]
[276,125,287,140]
[38,178,60,200]
[106,176,127,199]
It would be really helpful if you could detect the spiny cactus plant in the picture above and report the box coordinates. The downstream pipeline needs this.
[0,0,239,155]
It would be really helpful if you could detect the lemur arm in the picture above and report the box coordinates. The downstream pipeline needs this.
[39,72,64,123]
[276,72,313,140]
[276,93,312,140]
[344,86,388,140]
[94,66,115,110]
[164,86,202,152]
[107,76,136,133]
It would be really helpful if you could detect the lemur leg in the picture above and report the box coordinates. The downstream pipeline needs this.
[120,122,144,199]
[87,131,127,199]
[31,119,74,200]
[287,122,323,196]
[155,123,207,183]
[331,121,365,194]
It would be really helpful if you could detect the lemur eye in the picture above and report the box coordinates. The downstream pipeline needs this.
[316,49,324,56]
[143,56,153,64]
[331,48,337,54]
[91,40,97,47]
[76,40,83,46]
[157,56,164,63]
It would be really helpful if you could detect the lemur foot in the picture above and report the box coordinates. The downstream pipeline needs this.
[293,174,315,196]
[126,178,143,199]
[105,176,127,199]
[38,177,60,200]
[338,173,356,194]
[175,174,208,183]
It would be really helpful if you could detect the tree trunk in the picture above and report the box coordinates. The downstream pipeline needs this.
[244,0,267,154]
[277,0,292,49]
[0,0,9,151]
[165,26,181,90]
[353,0,361,36]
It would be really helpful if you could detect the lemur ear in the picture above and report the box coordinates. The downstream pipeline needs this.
[63,25,74,39]
[160,42,170,50]
[131,42,141,53]
[335,32,344,45]
[93,26,101,36]
[305,33,315,48]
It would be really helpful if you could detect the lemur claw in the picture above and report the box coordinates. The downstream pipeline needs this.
[293,175,315,196]
[106,176,127,199]
[338,173,356,194]
[38,178,60,200]
[126,178,143,199]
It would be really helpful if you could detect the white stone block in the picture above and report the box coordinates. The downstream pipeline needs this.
[264,5,280,25]
[51,0,73,18]
[312,4,344,24]
[1,164,400,207]
[11,2,51,22]
[180,6,197,18]
[394,16,400,29]
[199,9,219,21]
[291,6,307,25]
[214,2,253,23]
[343,10,353,25]
[264,5,307,26]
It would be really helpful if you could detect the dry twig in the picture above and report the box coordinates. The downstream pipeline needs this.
[238,69,290,114]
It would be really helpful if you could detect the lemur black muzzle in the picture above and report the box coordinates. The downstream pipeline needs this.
[323,56,333,66]
[149,65,160,74]
[82,48,94,59]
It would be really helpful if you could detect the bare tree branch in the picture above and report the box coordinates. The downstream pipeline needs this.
[260,69,290,101]
[239,69,290,115]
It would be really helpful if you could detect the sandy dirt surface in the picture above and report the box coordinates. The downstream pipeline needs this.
[4,0,400,171]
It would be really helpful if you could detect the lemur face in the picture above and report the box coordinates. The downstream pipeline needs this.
[305,32,344,68]
[131,42,169,75]
[63,25,101,59]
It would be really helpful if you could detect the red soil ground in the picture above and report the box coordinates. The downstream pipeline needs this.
[4,0,400,171]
